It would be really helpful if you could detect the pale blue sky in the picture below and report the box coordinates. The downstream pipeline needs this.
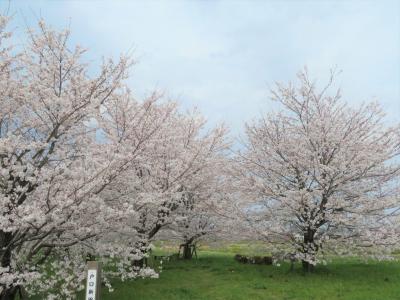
[4,0,400,135]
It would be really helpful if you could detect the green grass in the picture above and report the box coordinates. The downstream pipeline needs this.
[72,250,400,300]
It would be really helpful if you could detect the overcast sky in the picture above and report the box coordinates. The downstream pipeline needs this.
[5,0,400,136]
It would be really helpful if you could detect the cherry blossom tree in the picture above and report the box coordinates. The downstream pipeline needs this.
[0,17,171,299]
[235,69,400,272]
[169,192,220,259]
[160,161,231,259]
[103,109,229,263]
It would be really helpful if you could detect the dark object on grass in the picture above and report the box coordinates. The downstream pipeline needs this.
[263,256,273,265]
[234,254,248,263]
[234,254,273,265]
[252,256,264,264]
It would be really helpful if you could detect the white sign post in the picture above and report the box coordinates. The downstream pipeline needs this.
[85,261,101,300]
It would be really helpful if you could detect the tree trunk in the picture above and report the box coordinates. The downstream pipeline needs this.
[0,232,17,299]
[301,260,314,272]
[132,258,145,268]
[132,257,148,268]
[0,231,12,268]
[130,238,149,268]
[0,286,18,300]
[182,243,193,260]
[301,228,316,272]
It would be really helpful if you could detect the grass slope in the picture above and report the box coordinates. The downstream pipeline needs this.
[80,251,400,300]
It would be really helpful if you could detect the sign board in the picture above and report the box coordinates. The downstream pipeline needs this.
[86,261,101,300]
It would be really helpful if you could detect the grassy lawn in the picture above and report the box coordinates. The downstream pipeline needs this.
[70,250,400,300]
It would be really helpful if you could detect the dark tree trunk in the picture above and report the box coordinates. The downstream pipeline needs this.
[132,258,145,268]
[130,238,149,268]
[182,244,193,260]
[132,257,148,268]
[301,228,316,273]
[0,286,18,300]
[301,260,314,272]
[0,231,12,268]
[0,231,17,300]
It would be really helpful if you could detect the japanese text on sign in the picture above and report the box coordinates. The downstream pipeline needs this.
[86,269,97,300]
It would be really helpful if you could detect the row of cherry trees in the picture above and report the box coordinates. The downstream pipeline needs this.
[0,16,399,299]
[0,17,229,299]
[159,68,400,271]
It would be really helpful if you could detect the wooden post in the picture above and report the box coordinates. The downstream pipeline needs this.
[85,261,101,300]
